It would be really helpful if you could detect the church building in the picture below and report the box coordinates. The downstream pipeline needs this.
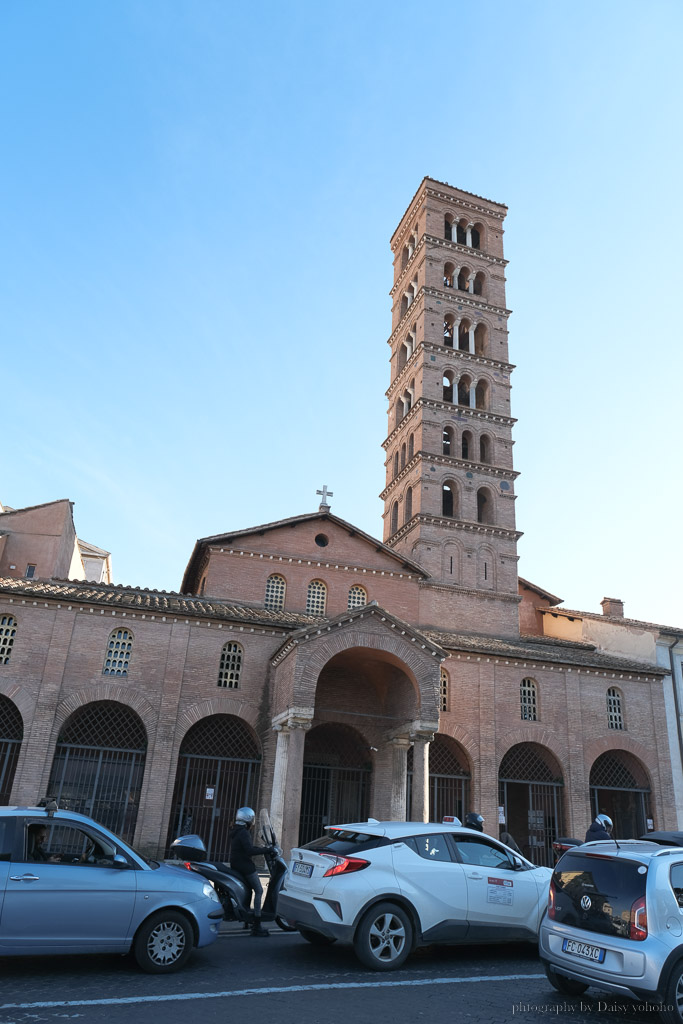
[1,178,680,865]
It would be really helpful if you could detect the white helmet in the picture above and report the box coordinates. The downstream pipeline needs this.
[235,807,255,826]
[596,813,613,830]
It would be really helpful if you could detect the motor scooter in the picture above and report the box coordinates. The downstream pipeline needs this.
[169,809,295,932]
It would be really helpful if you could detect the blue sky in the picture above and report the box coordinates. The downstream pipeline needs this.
[3,1,682,627]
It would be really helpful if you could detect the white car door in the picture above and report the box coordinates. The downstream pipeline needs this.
[392,832,469,940]
[450,834,543,940]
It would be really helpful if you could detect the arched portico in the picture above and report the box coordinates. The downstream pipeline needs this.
[269,607,443,853]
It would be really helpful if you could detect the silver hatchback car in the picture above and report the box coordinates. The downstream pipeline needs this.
[539,840,683,1024]
[0,805,224,972]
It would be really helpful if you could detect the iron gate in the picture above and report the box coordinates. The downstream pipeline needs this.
[0,696,23,804]
[590,750,651,838]
[498,743,564,867]
[167,714,261,860]
[299,724,371,847]
[47,701,147,842]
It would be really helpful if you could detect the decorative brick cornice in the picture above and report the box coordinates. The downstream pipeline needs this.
[380,452,517,502]
[387,287,510,351]
[390,235,507,299]
[387,512,522,546]
[382,397,516,451]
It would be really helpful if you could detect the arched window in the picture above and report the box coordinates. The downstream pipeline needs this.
[391,501,399,535]
[408,433,414,459]
[477,487,494,524]
[520,678,538,721]
[443,262,455,288]
[457,266,470,291]
[473,271,485,296]
[218,642,243,688]
[442,481,457,518]
[264,574,286,611]
[607,687,625,730]
[458,319,471,352]
[458,374,472,406]
[404,487,413,523]
[443,371,454,403]
[479,434,491,463]
[456,220,467,245]
[471,223,483,249]
[306,580,327,615]
[348,585,367,610]
[103,628,133,676]
[0,615,17,665]
[475,379,488,410]
[444,215,453,241]
[442,425,454,456]
[474,322,487,356]
[393,451,399,478]
[400,443,406,469]
[440,668,449,712]
[443,315,455,347]
[461,430,472,460]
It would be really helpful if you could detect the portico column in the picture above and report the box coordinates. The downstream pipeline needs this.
[389,737,411,820]
[410,732,433,823]
[468,274,475,294]
[269,708,313,856]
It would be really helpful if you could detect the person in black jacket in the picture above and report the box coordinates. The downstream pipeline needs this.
[585,813,613,842]
[229,807,272,937]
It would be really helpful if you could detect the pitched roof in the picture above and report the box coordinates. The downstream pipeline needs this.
[540,606,683,638]
[423,627,666,676]
[181,510,428,592]
[518,577,563,606]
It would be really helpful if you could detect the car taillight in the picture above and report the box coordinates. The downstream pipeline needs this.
[183,861,193,871]
[630,896,647,940]
[322,855,370,877]
[548,877,557,918]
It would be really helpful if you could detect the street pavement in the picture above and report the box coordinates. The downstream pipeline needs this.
[0,924,670,1024]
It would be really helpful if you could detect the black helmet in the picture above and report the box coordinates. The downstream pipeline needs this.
[465,812,485,832]
[235,807,255,826]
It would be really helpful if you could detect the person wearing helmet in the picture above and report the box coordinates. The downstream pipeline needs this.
[229,807,272,937]
[585,813,613,842]
[465,812,485,832]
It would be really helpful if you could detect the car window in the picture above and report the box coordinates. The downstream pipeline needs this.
[0,820,12,861]
[452,836,516,869]
[402,834,453,862]
[670,863,683,907]
[24,820,117,866]
[303,830,390,855]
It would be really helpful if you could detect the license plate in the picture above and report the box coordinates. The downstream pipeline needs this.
[562,938,605,963]
[292,861,313,877]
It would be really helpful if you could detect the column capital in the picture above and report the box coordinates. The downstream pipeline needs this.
[271,707,314,732]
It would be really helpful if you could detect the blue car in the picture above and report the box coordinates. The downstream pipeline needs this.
[0,804,223,972]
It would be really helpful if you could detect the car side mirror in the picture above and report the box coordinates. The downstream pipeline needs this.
[511,855,526,870]
[112,854,129,869]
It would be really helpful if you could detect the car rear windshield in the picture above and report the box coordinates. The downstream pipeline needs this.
[553,851,648,939]
[302,829,390,856]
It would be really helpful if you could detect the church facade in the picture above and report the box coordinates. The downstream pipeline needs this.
[0,178,680,865]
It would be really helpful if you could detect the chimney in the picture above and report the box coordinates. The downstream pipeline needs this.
[601,597,624,618]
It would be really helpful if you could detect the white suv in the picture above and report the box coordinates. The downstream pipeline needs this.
[540,840,683,1023]
[277,819,551,970]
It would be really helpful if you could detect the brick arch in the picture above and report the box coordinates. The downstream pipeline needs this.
[437,721,479,768]
[50,684,157,749]
[583,734,656,780]
[294,626,441,721]
[174,698,260,751]
[0,679,35,727]
[496,729,569,780]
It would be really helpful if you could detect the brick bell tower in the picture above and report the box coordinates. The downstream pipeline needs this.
[381,178,522,636]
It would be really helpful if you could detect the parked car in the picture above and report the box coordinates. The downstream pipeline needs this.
[0,804,224,972]
[539,839,683,1024]
[277,819,552,971]
[639,832,683,848]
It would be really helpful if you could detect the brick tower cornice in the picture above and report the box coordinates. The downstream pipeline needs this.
[382,397,516,450]
[391,234,507,298]
[388,288,510,348]
[386,513,523,546]
[390,178,507,250]
[379,452,519,501]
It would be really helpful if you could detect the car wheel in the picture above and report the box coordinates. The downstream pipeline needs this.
[544,963,588,996]
[298,927,336,945]
[661,961,683,1024]
[353,901,413,971]
[133,911,194,973]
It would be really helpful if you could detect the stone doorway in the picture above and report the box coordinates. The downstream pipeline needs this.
[589,750,651,839]
[498,742,564,866]
[300,723,371,846]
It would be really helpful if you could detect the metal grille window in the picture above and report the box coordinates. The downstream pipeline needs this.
[0,615,17,665]
[440,669,449,712]
[347,585,367,610]
[306,580,327,615]
[217,642,243,688]
[520,678,538,721]
[0,695,23,804]
[606,687,624,730]
[103,628,133,676]
[264,574,286,611]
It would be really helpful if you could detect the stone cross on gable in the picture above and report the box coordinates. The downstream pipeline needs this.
[316,485,333,511]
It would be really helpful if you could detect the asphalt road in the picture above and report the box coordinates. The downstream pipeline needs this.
[0,923,670,1024]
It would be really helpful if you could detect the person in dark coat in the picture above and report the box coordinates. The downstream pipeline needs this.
[585,814,613,842]
[229,807,272,937]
